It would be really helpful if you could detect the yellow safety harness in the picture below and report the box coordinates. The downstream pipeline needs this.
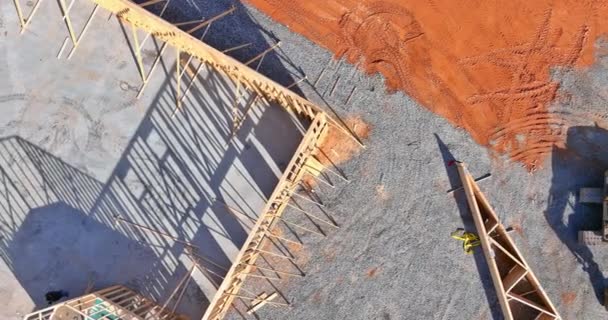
[451,229,480,254]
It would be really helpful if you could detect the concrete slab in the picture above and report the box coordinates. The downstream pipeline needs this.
[0,2,306,319]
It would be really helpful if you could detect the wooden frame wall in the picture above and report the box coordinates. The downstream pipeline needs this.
[203,113,329,319]
[12,1,342,319]
[24,285,178,320]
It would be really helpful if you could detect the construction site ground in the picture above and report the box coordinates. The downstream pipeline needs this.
[2,1,608,320]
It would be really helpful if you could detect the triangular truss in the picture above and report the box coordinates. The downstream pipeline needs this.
[456,163,561,320]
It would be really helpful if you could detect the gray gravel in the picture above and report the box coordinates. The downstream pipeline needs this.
[194,3,608,320]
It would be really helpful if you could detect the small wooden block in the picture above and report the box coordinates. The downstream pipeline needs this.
[580,188,603,204]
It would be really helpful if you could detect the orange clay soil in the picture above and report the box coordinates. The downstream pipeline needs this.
[319,115,370,165]
[302,116,369,187]
[247,0,608,169]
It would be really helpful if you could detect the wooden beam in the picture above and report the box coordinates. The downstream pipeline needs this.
[240,263,304,278]
[284,201,338,228]
[128,24,147,81]
[186,247,230,272]
[11,0,25,30]
[246,292,278,314]
[507,292,557,317]
[138,0,165,7]
[222,42,252,54]
[114,216,197,248]
[502,265,528,293]
[253,248,295,261]
[57,0,78,45]
[19,0,45,34]
[173,18,206,27]
[186,6,236,34]
[265,232,302,247]
[241,273,281,281]
[159,264,195,315]
[245,42,281,66]
[136,42,169,98]
[67,5,100,59]
[273,215,325,236]
[223,293,288,307]
[172,47,182,117]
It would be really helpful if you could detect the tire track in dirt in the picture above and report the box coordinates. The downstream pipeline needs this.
[246,0,608,169]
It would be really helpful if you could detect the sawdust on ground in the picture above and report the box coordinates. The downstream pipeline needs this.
[246,0,608,169]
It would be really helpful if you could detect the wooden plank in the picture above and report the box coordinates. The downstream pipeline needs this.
[224,293,287,306]
[159,264,196,314]
[502,265,528,293]
[246,292,278,314]
[138,0,165,7]
[128,24,147,81]
[115,216,197,247]
[489,237,527,269]
[252,248,295,261]
[19,0,45,34]
[57,0,78,45]
[11,0,26,29]
[186,6,235,34]
[507,292,556,317]
[484,218,498,235]
[240,262,303,278]
[67,5,100,59]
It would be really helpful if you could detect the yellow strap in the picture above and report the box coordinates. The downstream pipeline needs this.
[451,229,480,254]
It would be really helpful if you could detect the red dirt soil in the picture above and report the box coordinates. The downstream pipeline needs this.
[319,115,370,165]
[246,0,608,169]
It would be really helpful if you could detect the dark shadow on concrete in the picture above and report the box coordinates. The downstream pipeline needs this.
[7,202,160,308]
[434,134,502,320]
[546,125,608,305]
[0,54,306,317]
[0,135,191,313]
